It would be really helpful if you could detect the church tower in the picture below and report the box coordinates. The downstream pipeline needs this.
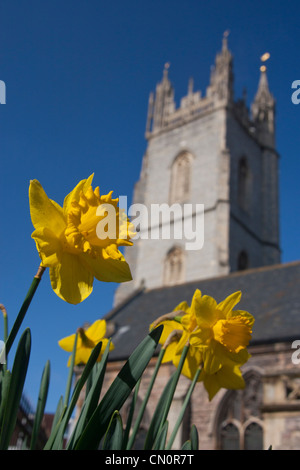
[115,34,280,306]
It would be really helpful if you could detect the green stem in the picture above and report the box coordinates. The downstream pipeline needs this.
[166,366,201,450]
[5,265,45,356]
[0,305,8,343]
[127,347,166,450]
[0,305,8,371]
[64,332,78,408]
[158,343,190,434]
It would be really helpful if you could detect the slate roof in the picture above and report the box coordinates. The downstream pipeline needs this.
[104,261,300,361]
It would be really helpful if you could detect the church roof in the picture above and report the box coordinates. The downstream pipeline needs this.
[104,261,300,361]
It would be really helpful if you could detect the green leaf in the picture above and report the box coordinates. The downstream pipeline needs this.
[126,347,165,450]
[180,425,198,450]
[30,360,50,450]
[0,369,11,429]
[190,424,199,450]
[152,421,168,450]
[0,328,31,450]
[181,440,192,450]
[66,341,110,449]
[51,395,64,434]
[75,326,163,450]
[6,271,44,357]
[44,341,103,450]
[165,365,200,450]
[123,380,141,449]
[102,411,123,450]
[143,372,176,450]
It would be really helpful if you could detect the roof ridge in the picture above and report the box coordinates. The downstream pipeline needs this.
[104,286,145,320]
[143,260,300,296]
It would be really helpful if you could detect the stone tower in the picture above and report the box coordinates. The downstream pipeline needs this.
[115,34,280,306]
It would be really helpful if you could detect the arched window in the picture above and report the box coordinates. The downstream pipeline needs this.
[163,246,185,286]
[237,250,249,271]
[238,157,252,212]
[244,422,263,450]
[215,370,264,450]
[169,152,193,204]
[220,422,240,450]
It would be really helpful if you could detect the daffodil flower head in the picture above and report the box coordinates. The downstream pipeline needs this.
[189,290,254,374]
[29,174,134,304]
[151,289,254,401]
[58,319,114,366]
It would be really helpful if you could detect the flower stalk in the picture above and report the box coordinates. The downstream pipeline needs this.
[126,347,166,449]
[166,366,201,449]
[5,265,45,356]
[64,332,78,408]
[158,341,190,434]
[0,305,8,344]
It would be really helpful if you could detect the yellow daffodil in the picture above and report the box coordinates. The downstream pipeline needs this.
[151,289,254,400]
[198,363,245,401]
[150,300,190,362]
[150,299,202,377]
[29,174,135,303]
[59,319,114,366]
[188,290,254,374]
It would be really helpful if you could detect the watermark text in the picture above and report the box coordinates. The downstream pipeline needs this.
[95,197,205,251]
[0,80,6,104]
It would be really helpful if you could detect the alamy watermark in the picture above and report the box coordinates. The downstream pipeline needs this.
[0,80,6,104]
[96,197,205,251]
[291,80,300,104]
[291,340,300,365]
[0,340,6,365]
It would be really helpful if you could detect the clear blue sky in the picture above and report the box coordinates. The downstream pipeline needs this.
[1,0,300,413]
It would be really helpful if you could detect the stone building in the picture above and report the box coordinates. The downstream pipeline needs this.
[114,32,280,307]
[77,35,300,450]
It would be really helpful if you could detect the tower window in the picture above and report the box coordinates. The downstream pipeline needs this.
[163,246,185,285]
[237,250,249,270]
[238,157,252,212]
[169,152,193,204]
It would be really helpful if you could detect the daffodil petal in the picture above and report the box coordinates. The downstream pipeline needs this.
[29,179,66,234]
[86,319,107,342]
[162,341,180,363]
[228,309,255,327]
[173,345,202,381]
[154,320,183,346]
[200,370,222,401]
[49,252,94,304]
[58,333,77,352]
[63,174,94,214]
[202,343,223,374]
[31,227,63,266]
[101,338,115,352]
[173,301,190,313]
[216,364,245,390]
[75,347,93,365]
[200,364,245,401]
[193,294,219,328]
[217,291,242,315]
[80,247,132,283]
